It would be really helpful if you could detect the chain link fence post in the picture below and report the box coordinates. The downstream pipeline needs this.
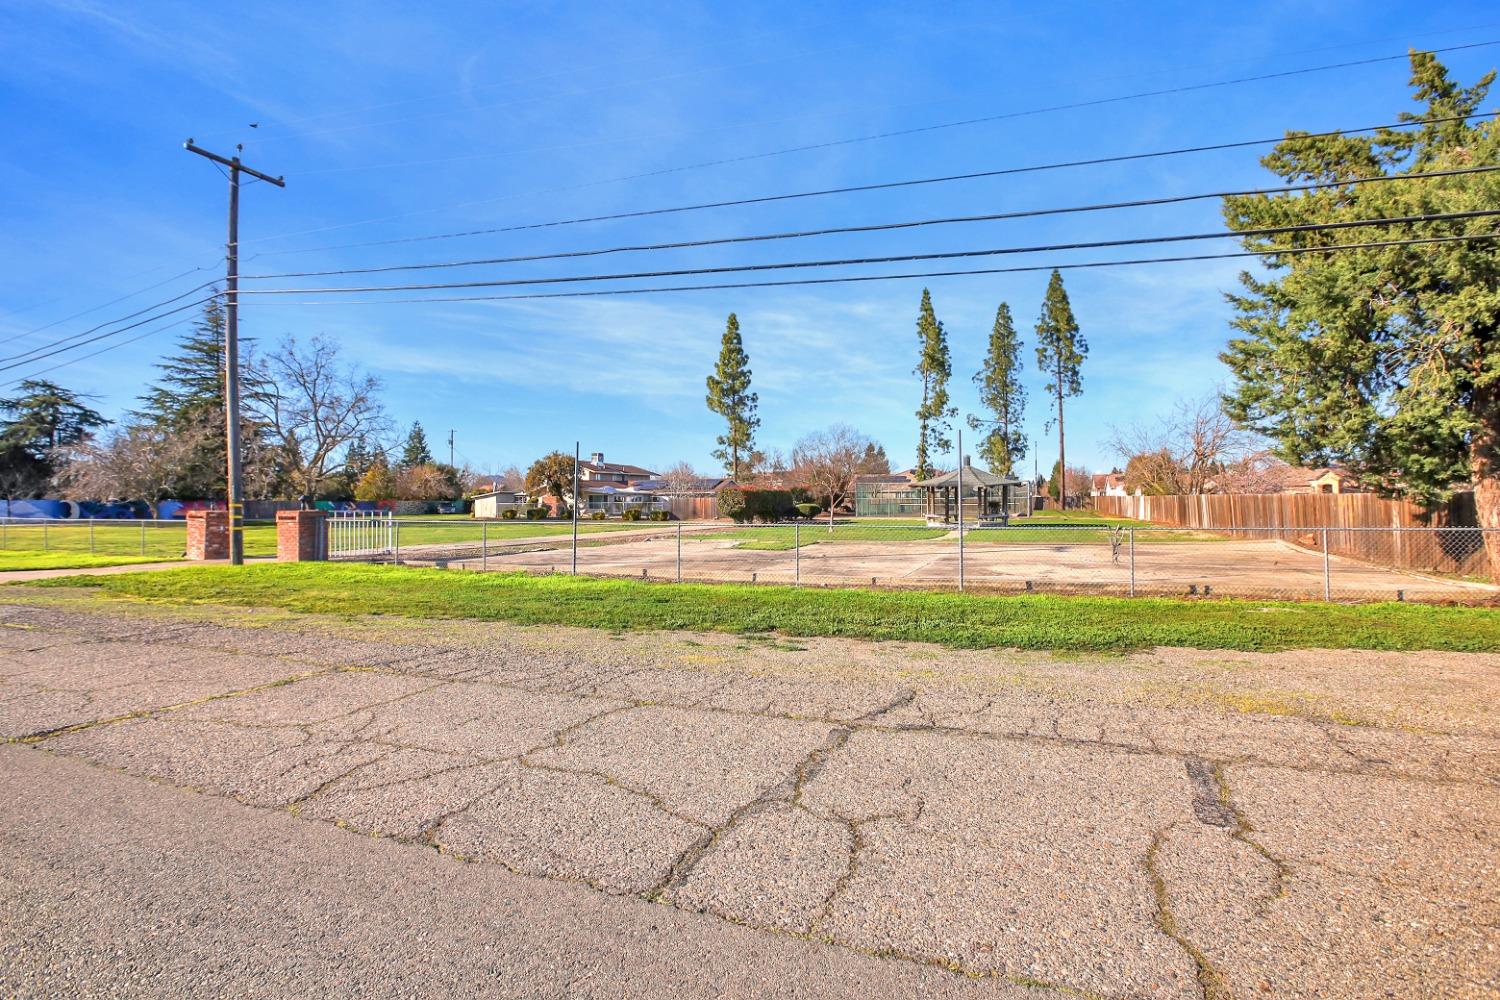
[140,520,146,556]
[1322,527,1331,601]
[1128,527,1136,597]
[795,519,801,586]
[43,521,48,551]
[89,518,95,554]
[676,519,682,583]
[481,521,488,572]
[393,519,400,564]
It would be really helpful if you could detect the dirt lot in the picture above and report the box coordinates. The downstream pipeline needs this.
[419,533,1496,602]
[2,594,1497,998]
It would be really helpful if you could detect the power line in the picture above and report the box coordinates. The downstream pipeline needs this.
[246,110,1495,257]
[242,164,1500,281]
[0,283,219,365]
[0,264,216,348]
[0,297,216,374]
[237,39,1500,250]
[257,231,1500,307]
[237,210,1500,297]
[0,316,195,392]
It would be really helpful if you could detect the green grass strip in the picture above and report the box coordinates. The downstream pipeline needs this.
[26,562,1500,653]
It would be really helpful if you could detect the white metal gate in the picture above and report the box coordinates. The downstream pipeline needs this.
[327,510,394,561]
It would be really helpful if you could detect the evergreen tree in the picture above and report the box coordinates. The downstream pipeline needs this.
[353,455,396,501]
[970,303,1027,476]
[1219,51,1500,577]
[859,441,891,475]
[705,313,759,479]
[399,421,433,469]
[1034,271,1087,507]
[133,298,267,498]
[0,379,108,497]
[912,288,955,479]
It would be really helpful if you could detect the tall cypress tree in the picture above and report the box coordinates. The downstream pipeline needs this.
[912,288,954,479]
[705,313,759,479]
[970,303,1027,476]
[1034,271,1087,508]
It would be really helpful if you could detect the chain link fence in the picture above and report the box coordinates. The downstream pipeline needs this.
[0,517,189,560]
[347,518,1498,603]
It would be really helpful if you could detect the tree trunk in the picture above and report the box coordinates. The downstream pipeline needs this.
[1472,379,1500,583]
[1056,378,1066,510]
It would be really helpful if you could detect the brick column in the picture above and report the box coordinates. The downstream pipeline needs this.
[185,510,229,561]
[277,510,327,562]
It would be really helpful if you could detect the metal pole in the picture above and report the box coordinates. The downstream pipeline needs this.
[1322,527,1331,600]
[43,521,48,551]
[393,518,400,564]
[956,426,964,592]
[795,519,801,586]
[1128,527,1136,597]
[481,521,488,572]
[140,520,146,556]
[571,441,579,576]
[676,519,682,583]
[89,519,95,554]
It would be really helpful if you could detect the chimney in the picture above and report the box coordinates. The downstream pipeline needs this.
[962,455,972,467]
[589,452,604,465]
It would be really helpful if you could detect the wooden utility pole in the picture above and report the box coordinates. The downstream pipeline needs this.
[448,429,455,468]
[183,140,284,565]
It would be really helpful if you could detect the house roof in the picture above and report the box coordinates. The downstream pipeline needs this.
[855,473,915,485]
[631,477,730,493]
[580,461,656,477]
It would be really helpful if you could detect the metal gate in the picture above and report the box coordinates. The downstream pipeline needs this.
[327,510,394,561]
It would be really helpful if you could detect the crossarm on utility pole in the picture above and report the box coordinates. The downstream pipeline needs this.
[183,139,284,565]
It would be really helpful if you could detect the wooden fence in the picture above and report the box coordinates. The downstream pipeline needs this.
[662,495,719,520]
[1093,491,1487,577]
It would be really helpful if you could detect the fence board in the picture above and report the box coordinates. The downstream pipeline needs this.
[1093,492,1484,576]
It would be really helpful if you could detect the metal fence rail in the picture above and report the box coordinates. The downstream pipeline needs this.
[332,518,1498,604]
[0,517,189,559]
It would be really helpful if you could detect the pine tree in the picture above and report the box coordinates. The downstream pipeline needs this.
[1220,52,1500,578]
[970,303,1027,476]
[912,288,955,479]
[0,380,108,497]
[133,299,235,498]
[399,421,433,469]
[1034,271,1087,507]
[705,313,759,479]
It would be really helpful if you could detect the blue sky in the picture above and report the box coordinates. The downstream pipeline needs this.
[1,1,1496,478]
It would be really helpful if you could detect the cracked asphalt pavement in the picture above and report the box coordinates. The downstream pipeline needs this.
[1,594,1497,999]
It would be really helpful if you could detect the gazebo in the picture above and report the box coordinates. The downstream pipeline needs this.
[918,458,1023,526]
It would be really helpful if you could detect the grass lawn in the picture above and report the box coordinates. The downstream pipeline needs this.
[29,562,1500,653]
[0,552,174,572]
[239,517,652,557]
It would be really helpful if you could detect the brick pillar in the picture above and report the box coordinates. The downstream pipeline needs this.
[277,510,327,562]
[185,510,230,561]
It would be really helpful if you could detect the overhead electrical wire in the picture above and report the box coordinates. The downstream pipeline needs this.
[0,296,217,374]
[0,281,219,366]
[11,226,1491,380]
[0,264,217,348]
[246,110,1496,257]
[235,232,1500,307]
[237,39,1500,249]
[242,164,1500,281]
[236,209,1500,297]
[0,316,196,392]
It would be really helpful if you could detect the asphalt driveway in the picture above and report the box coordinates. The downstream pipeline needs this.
[1,595,1496,998]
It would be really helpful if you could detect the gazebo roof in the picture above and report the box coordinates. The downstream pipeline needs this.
[918,462,1023,489]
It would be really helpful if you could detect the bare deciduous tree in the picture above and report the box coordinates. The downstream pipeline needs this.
[1109,395,1281,496]
[791,424,885,530]
[247,335,389,498]
[52,425,206,514]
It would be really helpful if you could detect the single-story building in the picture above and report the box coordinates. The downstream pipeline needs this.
[1281,466,1364,495]
[917,459,1025,525]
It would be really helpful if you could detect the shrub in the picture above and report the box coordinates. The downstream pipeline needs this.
[716,487,797,523]
[795,503,822,519]
[621,508,642,522]
[649,510,670,521]
[591,511,606,520]
[554,506,571,519]
[501,508,518,520]
[524,507,546,520]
